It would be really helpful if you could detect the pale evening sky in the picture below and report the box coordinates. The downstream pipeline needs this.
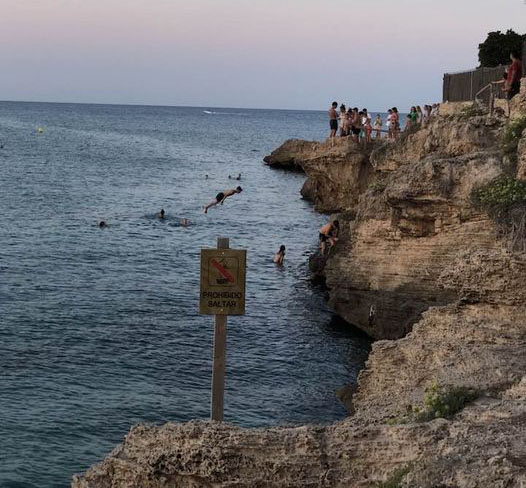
[1,0,525,111]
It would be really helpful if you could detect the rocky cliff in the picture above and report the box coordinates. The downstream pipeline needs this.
[73,90,526,487]
[265,112,507,340]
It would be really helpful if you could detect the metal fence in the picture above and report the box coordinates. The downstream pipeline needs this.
[443,39,526,103]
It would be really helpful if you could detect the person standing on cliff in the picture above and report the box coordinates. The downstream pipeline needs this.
[374,114,383,138]
[339,104,347,137]
[386,109,393,139]
[506,51,522,115]
[391,107,400,138]
[351,108,362,143]
[329,102,338,140]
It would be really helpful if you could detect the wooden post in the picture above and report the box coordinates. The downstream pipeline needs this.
[210,237,229,421]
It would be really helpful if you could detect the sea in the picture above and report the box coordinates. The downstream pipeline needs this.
[0,101,372,487]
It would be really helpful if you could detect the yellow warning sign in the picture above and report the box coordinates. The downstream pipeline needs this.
[200,249,246,315]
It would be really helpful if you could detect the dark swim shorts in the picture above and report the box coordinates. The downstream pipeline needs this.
[352,127,361,136]
[330,119,338,131]
[319,233,328,242]
[508,81,520,100]
[216,192,225,202]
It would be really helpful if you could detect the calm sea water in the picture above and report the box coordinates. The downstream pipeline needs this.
[0,102,371,487]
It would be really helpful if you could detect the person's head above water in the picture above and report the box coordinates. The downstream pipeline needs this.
[279,245,286,253]
[160,209,165,218]
[236,186,243,192]
[99,221,106,228]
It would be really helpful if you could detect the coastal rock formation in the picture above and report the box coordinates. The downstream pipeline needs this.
[74,376,526,487]
[265,137,374,213]
[74,106,526,487]
[268,114,505,339]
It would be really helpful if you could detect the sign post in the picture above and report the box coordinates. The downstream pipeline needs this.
[200,237,246,421]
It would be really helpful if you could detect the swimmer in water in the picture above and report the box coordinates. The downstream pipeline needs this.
[236,173,241,180]
[273,245,286,266]
[180,218,190,226]
[158,209,165,219]
[99,221,107,228]
[204,186,243,213]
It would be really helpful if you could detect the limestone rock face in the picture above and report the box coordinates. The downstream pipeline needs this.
[516,128,526,180]
[74,110,526,487]
[265,137,375,213]
[74,377,526,487]
[287,114,506,339]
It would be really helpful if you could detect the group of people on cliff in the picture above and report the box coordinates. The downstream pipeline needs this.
[328,103,440,141]
[402,104,440,131]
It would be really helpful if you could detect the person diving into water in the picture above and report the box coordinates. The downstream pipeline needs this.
[204,186,243,213]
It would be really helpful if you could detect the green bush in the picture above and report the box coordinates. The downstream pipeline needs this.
[459,103,487,118]
[472,175,526,217]
[369,181,387,193]
[501,116,526,161]
[415,383,478,422]
[378,465,411,488]
[471,176,526,251]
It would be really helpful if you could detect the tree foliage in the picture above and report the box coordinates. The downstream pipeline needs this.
[478,29,525,67]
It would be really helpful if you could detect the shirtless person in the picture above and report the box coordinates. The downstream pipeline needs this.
[204,186,243,213]
[319,220,339,255]
[329,102,338,139]
[351,108,362,143]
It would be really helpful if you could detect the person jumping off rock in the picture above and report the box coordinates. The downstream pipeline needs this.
[204,186,243,213]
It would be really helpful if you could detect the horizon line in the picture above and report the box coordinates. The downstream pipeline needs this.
[0,98,394,114]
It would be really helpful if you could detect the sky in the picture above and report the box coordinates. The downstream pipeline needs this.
[0,0,525,111]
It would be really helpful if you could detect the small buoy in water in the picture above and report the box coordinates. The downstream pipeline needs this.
[37,127,44,134]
